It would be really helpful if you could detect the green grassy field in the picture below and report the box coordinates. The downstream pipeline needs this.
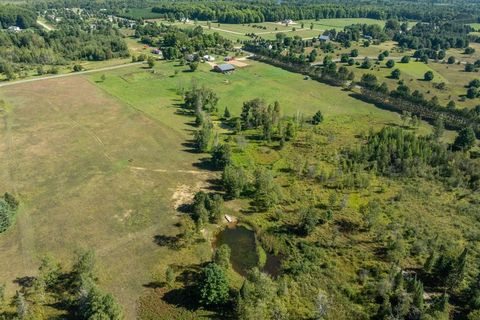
[301,18,386,31]
[468,23,480,31]
[0,58,458,318]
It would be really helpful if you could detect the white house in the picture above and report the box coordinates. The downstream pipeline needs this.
[7,26,21,32]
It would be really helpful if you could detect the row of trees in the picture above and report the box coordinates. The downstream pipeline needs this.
[147,0,480,24]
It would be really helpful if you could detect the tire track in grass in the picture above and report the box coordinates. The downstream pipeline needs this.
[0,104,36,274]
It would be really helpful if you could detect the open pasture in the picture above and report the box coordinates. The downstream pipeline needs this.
[0,74,213,318]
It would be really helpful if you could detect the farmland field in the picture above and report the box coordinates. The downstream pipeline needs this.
[0,74,214,318]
[0,59,455,318]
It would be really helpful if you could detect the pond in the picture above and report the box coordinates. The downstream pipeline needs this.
[215,225,281,277]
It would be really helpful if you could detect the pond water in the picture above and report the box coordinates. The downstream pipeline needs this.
[215,225,281,277]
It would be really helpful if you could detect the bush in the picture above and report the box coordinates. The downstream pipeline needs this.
[386,59,395,68]
[424,71,434,81]
[73,64,83,72]
[312,111,324,125]
[391,68,401,79]
[465,47,476,54]
[361,58,372,69]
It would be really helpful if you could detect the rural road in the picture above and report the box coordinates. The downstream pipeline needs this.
[0,62,145,88]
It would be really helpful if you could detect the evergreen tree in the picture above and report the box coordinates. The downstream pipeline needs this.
[198,263,230,306]
[211,144,232,169]
[224,107,231,119]
[222,164,247,199]
[453,127,476,151]
[214,244,231,269]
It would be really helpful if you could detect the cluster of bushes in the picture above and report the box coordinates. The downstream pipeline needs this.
[0,192,19,233]
[0,250,123,319]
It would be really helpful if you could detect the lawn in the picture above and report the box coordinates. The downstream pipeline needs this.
[0,58,456,319]
[301,18,386,31]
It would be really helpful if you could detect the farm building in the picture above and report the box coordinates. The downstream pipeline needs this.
[282,19,294,25]
[319,35,330,42]
[214,64,235,73]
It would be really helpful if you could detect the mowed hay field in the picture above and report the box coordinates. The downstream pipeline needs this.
[0,75,213,318]
[93,60,432,135]
[0,59,448,318]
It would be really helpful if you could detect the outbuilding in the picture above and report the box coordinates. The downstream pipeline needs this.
[319,35,330,42]
[214,64,235,73]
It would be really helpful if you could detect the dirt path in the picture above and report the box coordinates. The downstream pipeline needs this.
[0,62,144,88]
[37,20,54,31]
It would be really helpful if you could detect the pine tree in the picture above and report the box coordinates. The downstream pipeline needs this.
[453,127,476,151]
[166,266,175,288]
[412,278,424,312]
[224,107,231,119]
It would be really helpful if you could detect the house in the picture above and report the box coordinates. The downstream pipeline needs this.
[7,26,21,32]
[319,35,330,42]
[203,55,215,62]
[214,64,235,73]
[282,19,294,26]
[180,17,190,23]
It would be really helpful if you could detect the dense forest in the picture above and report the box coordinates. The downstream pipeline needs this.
[0,5,37,29]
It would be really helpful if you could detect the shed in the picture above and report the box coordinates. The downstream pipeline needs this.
[214,64,235,73]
